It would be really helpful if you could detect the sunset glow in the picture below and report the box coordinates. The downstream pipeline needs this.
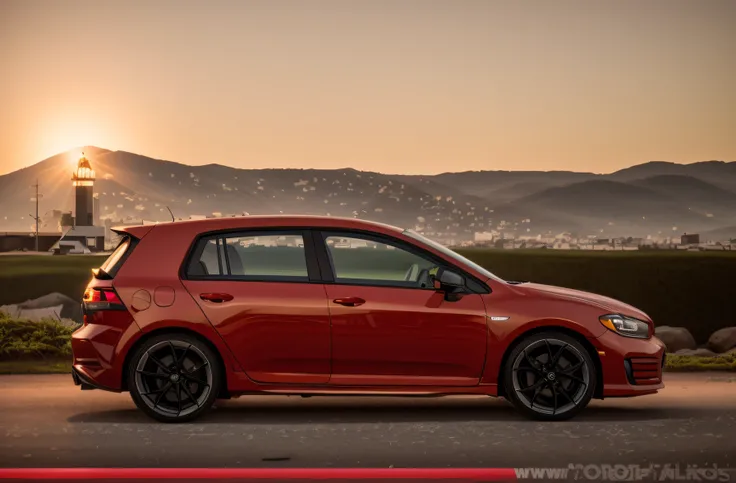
[0,0,734,176]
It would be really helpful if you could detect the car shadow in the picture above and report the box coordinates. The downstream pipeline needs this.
[66,397,716,424]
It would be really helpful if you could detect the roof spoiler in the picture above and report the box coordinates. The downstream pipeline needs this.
[111,224,155,240]
[92,267,112,280]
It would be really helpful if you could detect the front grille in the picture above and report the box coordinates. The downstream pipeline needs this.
[626,357,662,385]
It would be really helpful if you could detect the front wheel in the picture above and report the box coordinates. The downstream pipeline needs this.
[128,333,221,423]
[503,332,596,421]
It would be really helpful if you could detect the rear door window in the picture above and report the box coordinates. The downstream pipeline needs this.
[186,232,309,281]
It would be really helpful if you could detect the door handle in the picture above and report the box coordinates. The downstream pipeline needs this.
[200,293,234,303]
[333,297,366,307]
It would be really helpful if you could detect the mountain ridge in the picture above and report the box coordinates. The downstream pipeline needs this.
[1,146,735,240]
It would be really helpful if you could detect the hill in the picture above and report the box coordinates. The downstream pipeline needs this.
[632,175,736,219]
[489,179,722,236]
[417,170,596,200]
[1,148,735,239]
[702,225,736,242]
[0,148,497,239]
[610,160,736,191]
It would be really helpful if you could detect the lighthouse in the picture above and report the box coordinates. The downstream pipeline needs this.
[46,152,105,253]
[71,153,95,226]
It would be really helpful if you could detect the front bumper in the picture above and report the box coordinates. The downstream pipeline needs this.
[594,331,666,397]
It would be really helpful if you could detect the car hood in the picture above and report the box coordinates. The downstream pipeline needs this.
[511,282,652,322]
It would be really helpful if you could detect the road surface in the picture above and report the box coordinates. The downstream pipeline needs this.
[1,373,735,468]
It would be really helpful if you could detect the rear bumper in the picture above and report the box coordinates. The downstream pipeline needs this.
[71,366,107,391]
[594,331,666,397]
[70,310,141,392]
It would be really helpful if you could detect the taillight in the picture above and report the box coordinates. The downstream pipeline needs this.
[103,290,123,305]
[83,287,126,312]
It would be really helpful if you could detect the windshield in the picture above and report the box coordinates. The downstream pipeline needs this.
[402,229,505,283]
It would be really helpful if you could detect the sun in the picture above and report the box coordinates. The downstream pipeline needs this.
[36,110,113,165]
[68,149,84,166]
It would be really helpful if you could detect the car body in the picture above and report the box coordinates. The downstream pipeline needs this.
[72,215,665,421]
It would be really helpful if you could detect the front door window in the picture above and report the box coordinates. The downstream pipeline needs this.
[324,234,437,289]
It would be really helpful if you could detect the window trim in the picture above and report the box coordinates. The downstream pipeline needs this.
[313,229,490,293]
[181,228,319,283]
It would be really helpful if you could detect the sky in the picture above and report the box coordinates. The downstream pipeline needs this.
[1,0,735,176]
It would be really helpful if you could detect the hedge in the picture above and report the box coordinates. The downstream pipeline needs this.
[0,313,76,360]
[664,352,736,371]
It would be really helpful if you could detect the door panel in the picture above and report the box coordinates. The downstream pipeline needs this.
[319,232,489,386]
[324,287,488,386]
[182,231,330,385]
[184,280,331,384]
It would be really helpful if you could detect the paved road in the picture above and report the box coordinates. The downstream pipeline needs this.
[1,373,735,469]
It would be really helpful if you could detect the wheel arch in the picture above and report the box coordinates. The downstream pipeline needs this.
[496,325,604,399]
[120,327,230,398]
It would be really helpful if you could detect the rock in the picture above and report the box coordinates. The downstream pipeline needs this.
[17,304,63,321]
[707,327,736,354]
[56,318,82,328]
[655,326,697,353]
[675,348,718,357]
[0,304,20,318]
[16,292,82,323]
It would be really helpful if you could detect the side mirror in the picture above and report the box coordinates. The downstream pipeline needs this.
[432,268,466,301]
[439,269,464,288]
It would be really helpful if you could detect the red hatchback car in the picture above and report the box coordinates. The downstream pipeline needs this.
[72,216,665,422]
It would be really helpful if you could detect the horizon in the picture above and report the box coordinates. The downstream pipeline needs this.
[7,144,736,178]
[2,0,735,176]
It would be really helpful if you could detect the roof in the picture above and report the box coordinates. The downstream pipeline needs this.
[60,225,105,237]
[48,238,92,253]
[113,215,404,239]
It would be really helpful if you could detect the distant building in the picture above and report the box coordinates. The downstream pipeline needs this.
[681,233,700,245]
[49,226,105,254]
[60,212,74,229]
[473,231,496,242]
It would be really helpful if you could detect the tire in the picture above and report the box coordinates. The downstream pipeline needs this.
[502,331,596,421]
[128,333,221,423]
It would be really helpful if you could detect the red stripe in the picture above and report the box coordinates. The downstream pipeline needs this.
[0,468,516,480]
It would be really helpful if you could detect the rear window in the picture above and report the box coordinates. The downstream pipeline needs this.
[98,236,134,278]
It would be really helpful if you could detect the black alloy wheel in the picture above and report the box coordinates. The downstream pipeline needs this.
[128,333,221,423]
[503,332,596,421]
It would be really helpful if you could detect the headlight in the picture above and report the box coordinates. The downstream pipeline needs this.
[599,314,651,339]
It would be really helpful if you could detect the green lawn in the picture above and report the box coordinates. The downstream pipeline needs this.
[664,353,736,372]
[0,358,72,374]
[0,255,106,305]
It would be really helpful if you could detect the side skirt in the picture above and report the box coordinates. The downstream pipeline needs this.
[230,384,498,398]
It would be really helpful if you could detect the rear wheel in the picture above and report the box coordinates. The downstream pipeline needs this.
[128,333,221,423]
[503,332,596,421]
